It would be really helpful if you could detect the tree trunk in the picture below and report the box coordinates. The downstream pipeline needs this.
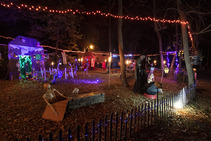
[153,0,164,82]
[118,0,129,87]
[177,0,195,86]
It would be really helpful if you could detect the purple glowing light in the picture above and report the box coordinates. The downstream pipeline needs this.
[81,79,101,84]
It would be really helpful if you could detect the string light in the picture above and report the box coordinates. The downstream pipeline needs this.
[0,2,188,24]
[0,2,194,48]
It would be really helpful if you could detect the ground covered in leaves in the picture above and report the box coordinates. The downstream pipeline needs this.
[136,69,211,141]
[0,69,188,140]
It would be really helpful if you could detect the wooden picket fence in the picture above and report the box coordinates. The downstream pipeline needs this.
[17,85,196,141]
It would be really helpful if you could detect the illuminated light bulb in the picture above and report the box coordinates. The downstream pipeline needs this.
[35,8,38,11]
[7,5,9,7]
[21,4,24,7]
[45,7,48,9]
[154,60,157,64]
[18,6,21,9]
[73,12,75,14]
[32,6,34,8]
[78,58,80,62]
[10,3,13,5]
[108,56,112,62]
[51,62,54,66]
[105,59,107,62]
[173,101,183,109]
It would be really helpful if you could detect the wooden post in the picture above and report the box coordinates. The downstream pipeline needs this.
[115,113,118,141]
[137,106,140,131]
[124,110,128,140]
[38,135,42,141]
[77,125,80,141]
[92,120,95,141]
[105,116,107,141]
[120,111,123,140]
[99,119,102,141]
[68,127,72,141]
[59,129,63,141]
[85,123,88,141]
[110,113,113,141]
[129,109,133,137]
[134,108,137,135]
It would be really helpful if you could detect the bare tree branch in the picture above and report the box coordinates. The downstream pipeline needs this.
[193,24,211,35]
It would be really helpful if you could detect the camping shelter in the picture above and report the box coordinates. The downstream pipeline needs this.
[8,36,45,79]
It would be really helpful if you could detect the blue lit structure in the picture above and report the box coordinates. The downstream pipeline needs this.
[8,36,45,79]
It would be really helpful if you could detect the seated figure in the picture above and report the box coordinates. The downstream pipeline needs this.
[144,82,163,99]
[43,83,66,102]
[146,82,163,95]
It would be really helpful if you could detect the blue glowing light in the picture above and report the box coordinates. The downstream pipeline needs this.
[112,54,118,57]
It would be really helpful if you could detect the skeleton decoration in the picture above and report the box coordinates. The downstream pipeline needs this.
[65,68,68,80]
[69,63,74,79]
[43,83,56,100]
[72,87,79,96]
[147,66,155,83]
[73,59,79,78]
[42,83,68,116]
[49,69,58,84]
[83,59,90,77]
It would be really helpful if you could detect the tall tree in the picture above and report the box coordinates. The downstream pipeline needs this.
[118,0,129,87]
[177,0,195,86]
[153,0,164,82]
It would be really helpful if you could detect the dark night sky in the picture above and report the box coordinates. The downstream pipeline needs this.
[0,0,210,56]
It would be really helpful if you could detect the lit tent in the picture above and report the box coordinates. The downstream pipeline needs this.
[8,36,45,79]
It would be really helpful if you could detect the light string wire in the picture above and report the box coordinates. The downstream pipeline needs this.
[0,2,194,48]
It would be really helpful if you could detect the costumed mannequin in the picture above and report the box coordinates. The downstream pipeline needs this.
[133,55,147,93]
[147,66,155,83]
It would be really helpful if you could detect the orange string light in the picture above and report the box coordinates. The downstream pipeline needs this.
[0,2,194,47]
